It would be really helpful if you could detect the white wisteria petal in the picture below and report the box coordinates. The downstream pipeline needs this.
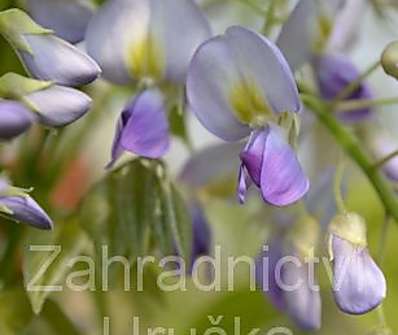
[26,86,92,127]
[26,0,94,43]
[276,0,317,71]
[20,34,101,87]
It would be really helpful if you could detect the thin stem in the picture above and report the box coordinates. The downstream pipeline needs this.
[333,60,380,101]
[235,0,267,16]
[377,215,391,265]
[261,0,278,36]
[302,94,398,223]
[335,96,398,112]
[334,158,347,214]
[374,149,398,169]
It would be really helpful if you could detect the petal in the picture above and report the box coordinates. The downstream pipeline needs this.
[118,89,170,160]
[282,258,322,330]
[332,235,387,314]
[20,34,101,87]
[26,0,94,43]
[0,100,33,140]
[191,202,211,262]
[237,164,251,204]
[150,0,211,83]
[276,0,318,71]
[26,85,92,127]
[315,54,373,122]
[85,0,145,84]
[0,195,53,230]
[179,142,242,188]
[240,129,268,186]
[260,124,309,206]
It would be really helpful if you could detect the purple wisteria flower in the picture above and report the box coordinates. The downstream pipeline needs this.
[0,100,34,140]
[85,0,211,163]
[187,26,309,207]
[314,54,373,123]
[329,212,386,314]
[0,179,53,230]
[26,0,94,44]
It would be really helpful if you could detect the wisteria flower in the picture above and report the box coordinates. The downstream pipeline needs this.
[0,179,53,230]
[86,0,211,164]
[187,26,309,206]
[0,100,34,140]
[329,212,386,314]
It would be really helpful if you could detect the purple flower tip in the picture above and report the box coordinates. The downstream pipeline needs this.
[107,88,170,168]
[238,125,309,206]
[0,100,34,140]
[332,235,386,315]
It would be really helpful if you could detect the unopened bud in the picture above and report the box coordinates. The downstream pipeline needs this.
[381,41,398,79]
[329,212,367,247]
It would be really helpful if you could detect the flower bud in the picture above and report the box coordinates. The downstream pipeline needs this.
[329,212,386,315]
[0,100,33,140]
[381,41,398,80]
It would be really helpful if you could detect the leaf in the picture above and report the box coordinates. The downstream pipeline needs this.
[0,72,52,99]
[0,289,34,335]
[80,159,192,264]
[23,220,87,314]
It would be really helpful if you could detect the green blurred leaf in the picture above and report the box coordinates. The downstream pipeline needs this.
[0,289,34,335]
[0,72,52,99]
[168,105,191,147]
[80,159,192,263]
[23,220,87,314]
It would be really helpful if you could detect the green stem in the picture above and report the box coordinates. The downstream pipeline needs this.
[333,60,380,101]
[374,149,398,169]
[235,0,267,16]
[261,0,278,36]
[333,159,347,214]
[336,96,398,112]
[302,94,398,223]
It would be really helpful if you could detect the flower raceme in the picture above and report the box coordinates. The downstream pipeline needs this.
[0,178,53,230]
[85,0,211,165]
[187,26,309,207]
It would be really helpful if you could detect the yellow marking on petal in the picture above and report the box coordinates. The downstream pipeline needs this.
[313,15,332,52]
[229,78,273,126]
[128,33,165,82]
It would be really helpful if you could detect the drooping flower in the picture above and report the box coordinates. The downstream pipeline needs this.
[0,179,53,230]
[26,0,94,44]
[86,0,211,163]
[329,212,386,314]
[108,89,169,167]
[0,100,34,140]
[0,9,101,87]
[187,26,309,206]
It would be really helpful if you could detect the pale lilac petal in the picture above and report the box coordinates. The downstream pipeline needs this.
[314,54,373,122]
[332,235,386,314]
[0,100,33,140]
[276,0,317,71]
[85,0,145,84]
[282,257,321,330]
[108,89,170,166]
[237,164,251,204]
[260,125,309,206]
[190,203,211,263]
[26,0,94,43]
[240,130,267,186]
[0,195,53,230]
[20,34,101,86]
[187,35,251,141]
[179,142,242,188]
[26,85,92,127]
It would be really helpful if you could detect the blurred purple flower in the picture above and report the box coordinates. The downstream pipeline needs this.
[107,89,169,167]
[0,100,34,140]
[26,0,94,44]
[187,26,309,206]
[0,180,53,230]
[314,55,373,122]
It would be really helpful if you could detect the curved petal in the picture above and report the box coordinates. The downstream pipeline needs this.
[20,34,101,87]
[26,0,94,43]
[0,195,53,230]
[109,89,170,165]
[0,100,33,140]
[332,235,386,315]
[282,257,321,330]
[186,35,251,141]
[260,124,309,206]
[276,0,317,71]
[150,0,211,83]
[85,0,146,84]
[190,202,211,262]
[26,85,92,127]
